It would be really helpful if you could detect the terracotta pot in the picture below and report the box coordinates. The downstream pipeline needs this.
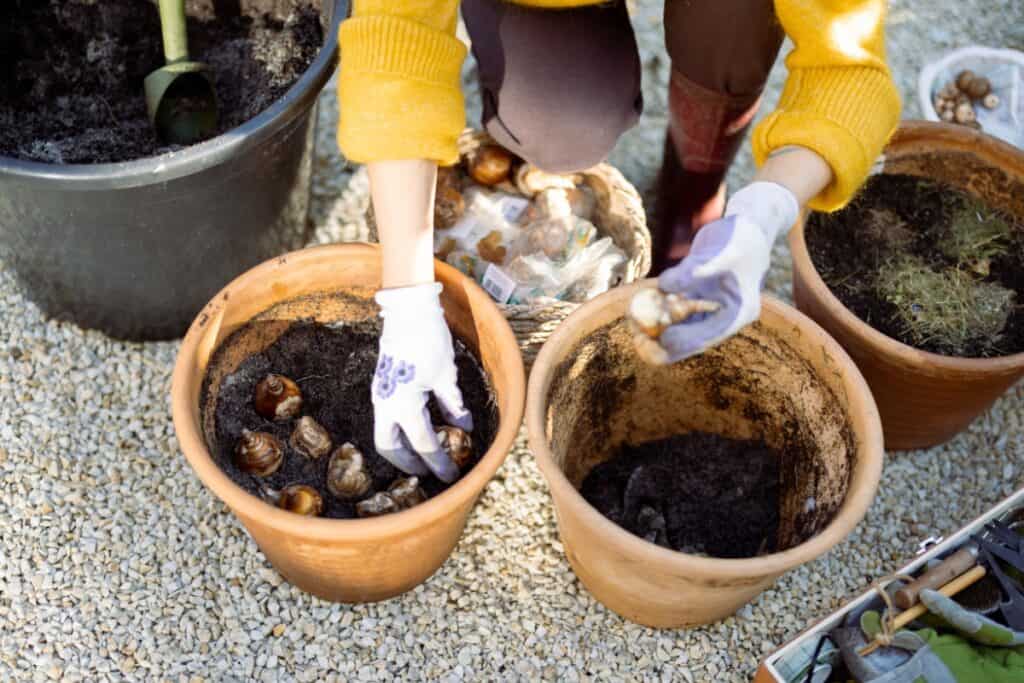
[791,121,1024,450]
[526,281,883,628]
[171,243,525,603]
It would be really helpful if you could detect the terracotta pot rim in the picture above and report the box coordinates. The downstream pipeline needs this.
[171,243,526,541]
[789,120,1024,374]
[525,281,884,579]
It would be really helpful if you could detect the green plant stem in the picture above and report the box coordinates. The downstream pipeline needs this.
[158,0,190,64]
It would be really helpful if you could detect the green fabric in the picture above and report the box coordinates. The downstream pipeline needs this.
[916,628,1024,683]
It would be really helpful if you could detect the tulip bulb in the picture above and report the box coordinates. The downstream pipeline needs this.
[436,426,473,470]
[388,476,427,510]
[234,429,284,477]
[290,416,331,459]
[628,288,721,340]
[477,230,507,265]
[468,145,513,186]
[327,443,372,500]
[355,492,401,518]
[435,167,466,229]
[514,164,577,197]
[275,484,323,516]
[254,374,302,421]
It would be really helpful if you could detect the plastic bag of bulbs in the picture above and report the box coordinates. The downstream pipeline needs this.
[919,46,1024,148]
[433,144,627,305]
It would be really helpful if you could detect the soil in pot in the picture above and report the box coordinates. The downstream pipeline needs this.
[0,0,324,163]
[547,319,854,557]
[203,319,499,519]
[581,433,781,558]
[805,173,1024,358]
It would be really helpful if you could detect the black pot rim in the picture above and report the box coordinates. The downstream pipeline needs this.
[0,0,345,190]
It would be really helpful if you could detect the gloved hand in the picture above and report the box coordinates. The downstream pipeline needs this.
[372,282,473,483]
[652,181,799,363]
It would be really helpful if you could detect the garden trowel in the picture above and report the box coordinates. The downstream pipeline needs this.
[144,0,218,145]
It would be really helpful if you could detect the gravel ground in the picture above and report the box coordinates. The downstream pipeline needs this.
[3,2,1024,681]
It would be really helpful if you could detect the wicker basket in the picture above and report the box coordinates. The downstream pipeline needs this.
[367,129,651,370]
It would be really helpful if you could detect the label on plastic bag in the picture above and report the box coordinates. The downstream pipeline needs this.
[495,196,530,223]
[481,263,517,304]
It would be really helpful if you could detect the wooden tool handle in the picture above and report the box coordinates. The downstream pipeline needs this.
[894,547,978,609]
[892,565,987,630]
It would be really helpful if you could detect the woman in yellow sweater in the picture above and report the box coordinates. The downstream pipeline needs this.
[338,0,901,480]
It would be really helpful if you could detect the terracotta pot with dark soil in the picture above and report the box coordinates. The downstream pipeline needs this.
[0,0,345,340]
[171,244,525,603]
[526,281,883,628]
[792,121,1024,450]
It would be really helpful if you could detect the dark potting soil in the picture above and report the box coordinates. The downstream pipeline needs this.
[805,173,1024,358]
[580,432,781,558]
[0,0,323,163]
[205,320,499,520]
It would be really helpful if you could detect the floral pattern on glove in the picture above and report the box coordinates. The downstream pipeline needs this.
[376,354,393,377]
[373,354,417,400]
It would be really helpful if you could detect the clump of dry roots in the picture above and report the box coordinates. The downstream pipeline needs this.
[876,255,1015,356]
[874,197,1016,357]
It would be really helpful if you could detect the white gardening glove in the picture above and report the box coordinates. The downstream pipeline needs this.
[654,181,799,362]
[371,283,473,483]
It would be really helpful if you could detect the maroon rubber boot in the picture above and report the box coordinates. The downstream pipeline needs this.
[652,70,763,272]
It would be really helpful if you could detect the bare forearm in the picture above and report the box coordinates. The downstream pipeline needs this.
[368,160,437,288]
[755,146,834,208]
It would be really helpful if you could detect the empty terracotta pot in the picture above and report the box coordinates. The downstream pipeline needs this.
[791,121,1024,450]
[526,281,883,628]
[171,243,525,603]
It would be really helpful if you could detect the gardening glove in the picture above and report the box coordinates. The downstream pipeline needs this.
[372,282,473,484]
[835,610,1024,683]
[838,609,1024,682]
[919,589,1024,647]
[654,181,799,362]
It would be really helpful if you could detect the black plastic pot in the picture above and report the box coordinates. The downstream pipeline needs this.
[0,1,348,341]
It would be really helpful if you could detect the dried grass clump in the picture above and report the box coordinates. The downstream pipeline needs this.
[938,198,1013,275]
[876,255,1016,356]
[862,208,917,252]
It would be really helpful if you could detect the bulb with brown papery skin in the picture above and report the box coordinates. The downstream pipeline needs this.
[955,103,976,124]
[388,476,427,510]
[468,145,513,186]
[983,93,1000,109]
[477,230,507,264]
[435,167,465,229]
[436,425,473,470]
[627,289,721,340]
[956,70,977,93]
[514,164,578,197]
[965,76,991,100]
[275,484,323,516]
[326,443,372,500]
[254,374,302,421]
[234,430,284,477]
[355,492,401,518]
[290,416,331,459]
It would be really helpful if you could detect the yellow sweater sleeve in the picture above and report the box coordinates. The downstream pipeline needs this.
[753,0,902,211]
[337,1,467,165]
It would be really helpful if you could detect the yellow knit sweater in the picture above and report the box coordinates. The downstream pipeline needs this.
[337,0,901,211]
